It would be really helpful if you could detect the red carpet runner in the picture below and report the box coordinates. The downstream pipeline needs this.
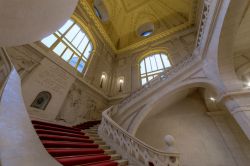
[32,120,119,166]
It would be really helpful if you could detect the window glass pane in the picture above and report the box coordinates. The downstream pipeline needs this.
[40,19,94,73]
[161,54,171,68]
[145,57,152,72]
[58,19,74,34]
[83,43,93,59]
[78,36,89,53]
[41,34,57,48]
[69,55,79,67]
[150,56,157,71]
[77,60,85,72]
[72,31,85,48]
[155,54,164,69]
[65,24,80,41]
[148,76,153,81]
[61,49,73,61]
[62,38,81,55]
[53,42,66,55]
[141,78,147,85]
[140,60,146,74]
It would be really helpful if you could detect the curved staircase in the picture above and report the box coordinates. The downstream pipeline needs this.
[32,120,128,166]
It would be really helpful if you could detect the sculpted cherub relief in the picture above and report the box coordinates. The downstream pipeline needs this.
[84,99,98,120]
[57,82,103,124]
[56,84,82,124]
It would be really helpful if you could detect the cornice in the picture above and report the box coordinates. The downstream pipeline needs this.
[78,0,198,55]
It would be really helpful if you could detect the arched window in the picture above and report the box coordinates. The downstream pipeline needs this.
[140,53,171,85]
[31,91,52,110]
[41,19,94,73]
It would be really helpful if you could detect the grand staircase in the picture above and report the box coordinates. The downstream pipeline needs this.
[31,120,128,166]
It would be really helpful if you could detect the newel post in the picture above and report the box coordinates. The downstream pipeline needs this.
[164,135,178,153]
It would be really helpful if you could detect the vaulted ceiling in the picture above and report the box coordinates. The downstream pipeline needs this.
[82,0,199,52]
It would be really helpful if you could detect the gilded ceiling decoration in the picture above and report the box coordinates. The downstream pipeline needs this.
[79,0,198,53]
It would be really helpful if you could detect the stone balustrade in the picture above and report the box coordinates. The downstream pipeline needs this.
[99,106,180,166]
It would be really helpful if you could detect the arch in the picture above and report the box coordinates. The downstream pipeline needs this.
[217,0,250,139]
[138,50,172,85]
[217,0,249,90]
[31,91,52,110]
[126,78,221,135]
[41,17,96,74]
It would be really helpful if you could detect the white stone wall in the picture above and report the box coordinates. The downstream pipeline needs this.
[135,92,250,166]
[6,42,112,123]
[21,58,75,120]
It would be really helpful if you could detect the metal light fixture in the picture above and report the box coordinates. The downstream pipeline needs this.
[100,74,106,88]
[246,82,250,87]
[119,78,124,92]
[209,97,216,102]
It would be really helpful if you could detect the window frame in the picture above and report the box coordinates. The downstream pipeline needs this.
[40,18,95,74]
[139,53,171,85]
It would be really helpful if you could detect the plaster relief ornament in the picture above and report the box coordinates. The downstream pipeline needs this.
[84,99,100,120]
[56,84,82,124]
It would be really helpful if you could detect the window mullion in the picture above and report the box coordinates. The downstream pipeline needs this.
[149,56,153,72]
[159,53,166,69]
[48,33,62,50]
[143,60,149,82]
[61,23,75,38]
[75,55,82,68]
[82,41,90,58]
[76,34,86,49]
[59,47,68,57]
[70,29,81,42]
[67,53,74,63]
[154,55,159,70]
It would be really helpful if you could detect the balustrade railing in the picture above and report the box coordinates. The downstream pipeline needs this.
[99,106,180,166]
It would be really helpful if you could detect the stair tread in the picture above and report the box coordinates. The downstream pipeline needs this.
[56,154,111,165]
[47,148,105,157]
[32,120,127,166]
[42,140,99,148]
[32,120,79,131]
[38,134,94,143]
[34,124,84,134]
[36,129,87,138]
[78,160,118,166]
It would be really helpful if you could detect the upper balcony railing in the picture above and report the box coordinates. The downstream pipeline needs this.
[118,0,218,109]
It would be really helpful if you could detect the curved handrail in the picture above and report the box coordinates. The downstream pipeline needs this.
[99,106,180,166]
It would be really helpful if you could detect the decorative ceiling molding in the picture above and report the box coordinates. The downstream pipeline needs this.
[78,0,198,54]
